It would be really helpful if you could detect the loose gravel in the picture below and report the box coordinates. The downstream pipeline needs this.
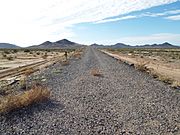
[0,47,179,135]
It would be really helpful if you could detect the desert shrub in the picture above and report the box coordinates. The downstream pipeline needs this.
[172,81,180,88]
[42,55,47,59]
[61,61,70,66]
[4,51,10,54]
[0,84,50,113]
[158,76,173,85]
[2,54,7,58]
[7,56,14,61]
[19,77,27,90]
[42,53,48,59]
[12,49,18,53]
[135,62,149,72]
[129,50,134,53]
[36,52,40,55]
[73,52,81,59]
[24,49,30,53]
[90,68,103,77]
[24,68,37,76]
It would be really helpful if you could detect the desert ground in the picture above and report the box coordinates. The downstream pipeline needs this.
[0,47,179,134]
[102,48,180,87]
[0,49,69,72]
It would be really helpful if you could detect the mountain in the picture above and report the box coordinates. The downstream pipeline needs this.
[111,43,131,48]
[55,39,75,45]
[136,42,179,48]
[91,43,131,48]
[40,41,53,46]
[91,42,179,49]
[0,43,21,49]
[29,39,83,49]
[90,43,105,48]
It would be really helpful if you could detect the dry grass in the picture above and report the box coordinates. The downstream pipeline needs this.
[158,75,174,85]
[24,67,37,76]
[0,84,50,113]
[42,53,48,59]
[61,60,70,66]
[73,52,82,59]
[90,68,103,77]
[172,81,180,88]
[7,56,14,61]
[150,70,179,87]
[135,62,149,72]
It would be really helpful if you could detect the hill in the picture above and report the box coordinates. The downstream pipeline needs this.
[0,43,21,49]
[29,39,83,49]
[91,42,179,49]
[136,42,179,48]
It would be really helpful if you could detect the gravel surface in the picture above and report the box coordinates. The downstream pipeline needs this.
[0,47,179,135]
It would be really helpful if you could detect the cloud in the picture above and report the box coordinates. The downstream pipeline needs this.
[165,14,180,20]
[0,0,178,46]
[96,9,180,24]
[117,33,180,45]
[95,16,137,24]
[143,9,180,17]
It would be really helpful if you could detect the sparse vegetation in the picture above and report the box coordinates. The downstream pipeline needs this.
[0,48,79,115]
[7,56,14,61]
[13,49,18,53]
[42,53,48,59]
[73,51,82,59]
[0,84,50,113]
[2,54,7,58]
[4,50,10,54]
[158,75,173,85]
[61,60,70,66]
[24,68,37,76]
[135,62,149,72]
[24,49,30,53]
[90,68,103,77]
[104,48,180,87]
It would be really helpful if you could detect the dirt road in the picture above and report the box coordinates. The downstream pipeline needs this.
[0,47,179,135]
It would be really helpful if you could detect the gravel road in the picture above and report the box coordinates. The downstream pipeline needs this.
[0,47,179,135]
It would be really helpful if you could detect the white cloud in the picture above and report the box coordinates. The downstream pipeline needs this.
[165,14,180,20]
[117,33,180,45]
[95,16,137,24]
[0,0,178,46]
[97,9,180,24]
[143,9,180,17]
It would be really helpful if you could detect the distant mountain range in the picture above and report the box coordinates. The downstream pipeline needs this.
[0,43,21,49]
[0,40,179,49]
[91,42,180,49]
[29,39,83,49]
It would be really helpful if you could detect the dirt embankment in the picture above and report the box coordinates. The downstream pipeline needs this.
[102,50,180,87]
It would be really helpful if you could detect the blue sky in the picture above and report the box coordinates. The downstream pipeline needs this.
[0,0,180,46]
[71,1,180,45]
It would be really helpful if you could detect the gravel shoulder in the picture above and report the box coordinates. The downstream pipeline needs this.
[0,47,179,135]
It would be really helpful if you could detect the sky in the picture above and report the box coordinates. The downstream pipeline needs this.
[0,0,180,47]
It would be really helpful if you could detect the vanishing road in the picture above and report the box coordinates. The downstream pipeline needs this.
[0,47,179,135]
